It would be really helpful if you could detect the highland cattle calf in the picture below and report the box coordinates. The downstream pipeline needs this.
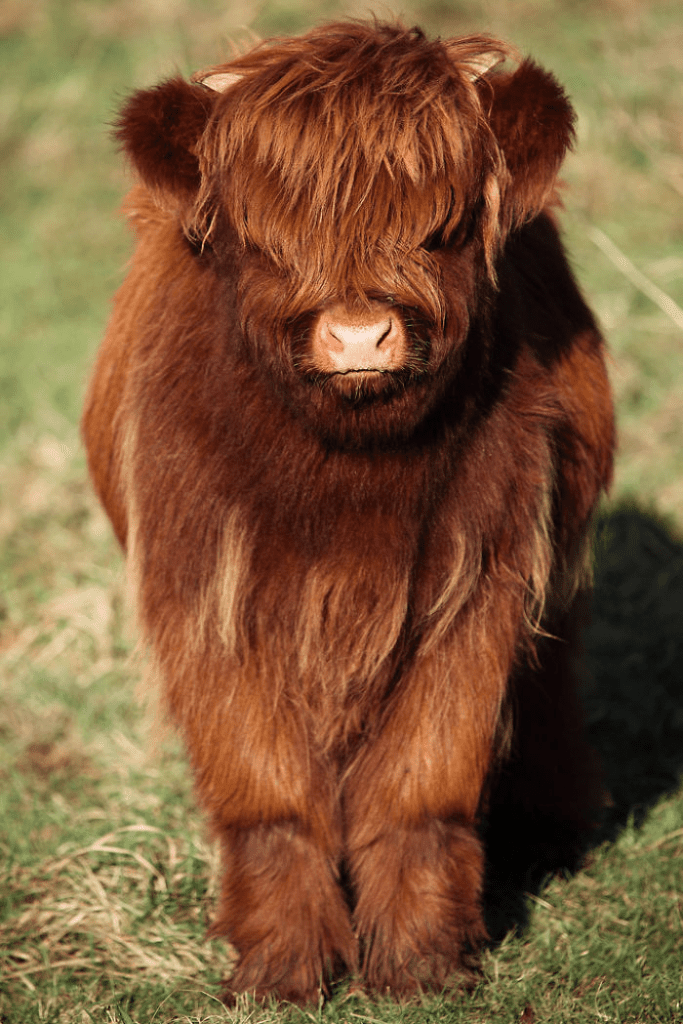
[83,19,614,1003]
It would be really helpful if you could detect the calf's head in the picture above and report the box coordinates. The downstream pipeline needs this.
[116,20,575,445]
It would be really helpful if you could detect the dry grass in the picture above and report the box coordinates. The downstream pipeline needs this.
[3,825,225,995]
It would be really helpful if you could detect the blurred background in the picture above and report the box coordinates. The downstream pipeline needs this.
[1,2,682,1022]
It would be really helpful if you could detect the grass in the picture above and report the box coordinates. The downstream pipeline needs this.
[1,0,682,1021]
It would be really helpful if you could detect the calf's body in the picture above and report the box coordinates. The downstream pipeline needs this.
[83,20,614,1002]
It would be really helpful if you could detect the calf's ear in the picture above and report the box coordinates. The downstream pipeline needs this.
[485,60,576,230]
[114,78,215,200]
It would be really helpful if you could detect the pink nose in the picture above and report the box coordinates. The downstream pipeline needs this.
[310,302,408,374]
[322,316,404,371]
[329,320,393,347]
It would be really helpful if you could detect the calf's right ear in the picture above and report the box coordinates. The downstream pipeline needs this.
[114,78,215,200]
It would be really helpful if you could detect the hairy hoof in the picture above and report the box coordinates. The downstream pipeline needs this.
[211,824,358,1005]
[351,820,488,998]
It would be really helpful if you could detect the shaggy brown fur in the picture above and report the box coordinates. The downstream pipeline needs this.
[83,19,614,1004]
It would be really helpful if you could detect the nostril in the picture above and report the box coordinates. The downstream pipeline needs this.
[312,304,407,374]
[328,319,393,350]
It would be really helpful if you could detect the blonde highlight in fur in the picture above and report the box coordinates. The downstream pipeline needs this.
[197,505,253,654]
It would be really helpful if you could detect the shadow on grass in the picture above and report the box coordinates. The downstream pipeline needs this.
[585,502,683,820]
[483,500,683,941]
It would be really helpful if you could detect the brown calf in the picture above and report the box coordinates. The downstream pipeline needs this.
[83,19,614,1003]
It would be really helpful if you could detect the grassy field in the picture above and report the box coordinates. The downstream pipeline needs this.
[1,0,682,1021]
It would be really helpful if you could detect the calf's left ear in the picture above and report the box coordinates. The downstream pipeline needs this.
[114,77,215,201]
[484,59,576,230]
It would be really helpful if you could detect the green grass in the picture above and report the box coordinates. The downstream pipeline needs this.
[1,1,682,1021]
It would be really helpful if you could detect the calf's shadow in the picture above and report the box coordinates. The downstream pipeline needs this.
[483,501,683,940]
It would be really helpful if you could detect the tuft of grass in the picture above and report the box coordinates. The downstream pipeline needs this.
[2,822,229,1022]
[1,1,682,1022]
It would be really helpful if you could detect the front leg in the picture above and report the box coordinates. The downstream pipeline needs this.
[213,821,357,1004]
[349,817,487,996]
[162,642,358,1003]
[344,613,512,996]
